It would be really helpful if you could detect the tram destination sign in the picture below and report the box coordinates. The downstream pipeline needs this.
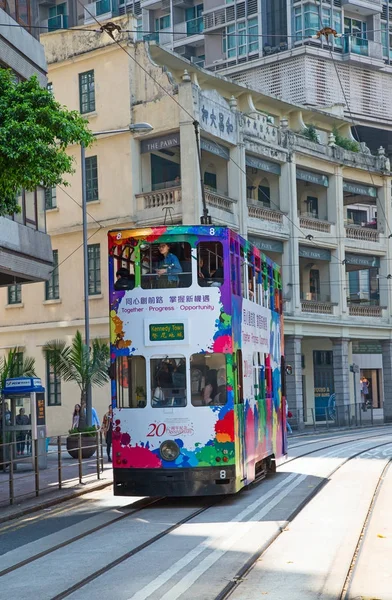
[149,323,185,341]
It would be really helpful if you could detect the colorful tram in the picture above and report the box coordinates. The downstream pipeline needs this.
[108,225,287,496]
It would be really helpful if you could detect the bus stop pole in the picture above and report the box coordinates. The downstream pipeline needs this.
[81,143,92,427]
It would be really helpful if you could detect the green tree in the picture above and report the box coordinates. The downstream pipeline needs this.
[0,347,36,390]
[0,70,93,216]
[43,332,110,427]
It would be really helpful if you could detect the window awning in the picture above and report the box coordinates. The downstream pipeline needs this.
[246,155,281,175]
[345,253,380,269]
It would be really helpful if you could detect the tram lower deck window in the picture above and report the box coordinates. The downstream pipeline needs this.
[190,353,227,406]
[116,356,147,408]
[151,357,187,407]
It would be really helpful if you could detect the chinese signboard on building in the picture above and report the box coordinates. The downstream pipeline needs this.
[198,90,236,145]
[241,113,280,146]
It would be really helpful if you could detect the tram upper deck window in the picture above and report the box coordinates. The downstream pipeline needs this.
[112,240,137,291]
[116,356,147,408]
[151,357,187,407]
[190,353,227,406]
[197,242,224,288]
[141,242,191,289]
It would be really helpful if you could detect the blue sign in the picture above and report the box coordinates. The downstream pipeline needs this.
[2,377,45,395]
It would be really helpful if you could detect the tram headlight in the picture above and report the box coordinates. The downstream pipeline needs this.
[160,440,180,462]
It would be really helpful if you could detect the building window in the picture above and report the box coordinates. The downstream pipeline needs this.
[79,70,95,114]
[45,250,59,300]
[48,3,68,31]
[1,0,31,28]
[223,17,259,59]
[46,350,61,406]
[45,187,57,210]
[8,284,22,305]
[85,156,99,202]
[185,4,203,35]
[88,244,101,295]
[155,14,170,31]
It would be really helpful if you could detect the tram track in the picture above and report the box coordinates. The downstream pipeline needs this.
[214,437,392,600]
[0,495,164,578]
[285,427,392,464]
[339,458,392,600]
[1,431,391,600]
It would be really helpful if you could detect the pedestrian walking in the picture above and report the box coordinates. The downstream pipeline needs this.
[360,377,369,411]
[101,405,113,462]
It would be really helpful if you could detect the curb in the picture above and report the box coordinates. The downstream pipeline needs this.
[0,478,113,525]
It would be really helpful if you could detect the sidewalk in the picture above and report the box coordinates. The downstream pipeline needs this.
[0,444,113,523]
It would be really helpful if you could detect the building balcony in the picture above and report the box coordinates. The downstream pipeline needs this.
[345,224,380,243]
[342,0,382,16]
[84,0,117,23]
[299,214,332,234]
[47,13,68,31]
[203,2,237,32]
[135,185,182,225]
[348,304,386,318]
[247,200,289,236]
[0,218,53,286]
[205,189,236,214]
[342,36,383,63]
[301,298,336,315]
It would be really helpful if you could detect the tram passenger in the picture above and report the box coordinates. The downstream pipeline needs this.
[152,370,172,406]
[202,370,217,405]
[210,260,224,287]
[155,243,182,288]
[114,267,135,291]
[198,257,210,287]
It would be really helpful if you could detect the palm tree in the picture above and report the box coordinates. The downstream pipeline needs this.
[0,347,36,390]
[43,331,110,427]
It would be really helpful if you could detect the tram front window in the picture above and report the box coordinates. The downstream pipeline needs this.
[151,357,187,407]
[116,356,147,408]
[141,242,192,289]
[190,353,227,406]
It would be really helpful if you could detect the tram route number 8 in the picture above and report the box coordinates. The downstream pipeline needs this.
[147,423,167,437]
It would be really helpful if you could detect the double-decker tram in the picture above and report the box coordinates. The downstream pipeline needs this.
[108,225,287,496]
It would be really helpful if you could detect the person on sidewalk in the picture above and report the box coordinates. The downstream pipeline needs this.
[101,405,113,462]
[16,407,29,455]
[80,401,100,429]
[71,403,81,430]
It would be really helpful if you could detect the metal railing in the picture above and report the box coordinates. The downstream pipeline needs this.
[288,402,384,433]
[0,431,104,507]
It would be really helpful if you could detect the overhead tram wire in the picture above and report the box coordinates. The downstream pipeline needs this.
[0,20,389,41]
[315,0,392,242]
[69,0,377,286]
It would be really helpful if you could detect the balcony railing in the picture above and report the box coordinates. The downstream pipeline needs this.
[247,201,284,224]
[136,186,182,210]
[186,16,203,36]
[301,300,335,315]
[299,215,331,233]
[345,225,380,242]
[47,14,68,31]
[344,36,369,56]
[348,304,384,318]
[205,190,236,213]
